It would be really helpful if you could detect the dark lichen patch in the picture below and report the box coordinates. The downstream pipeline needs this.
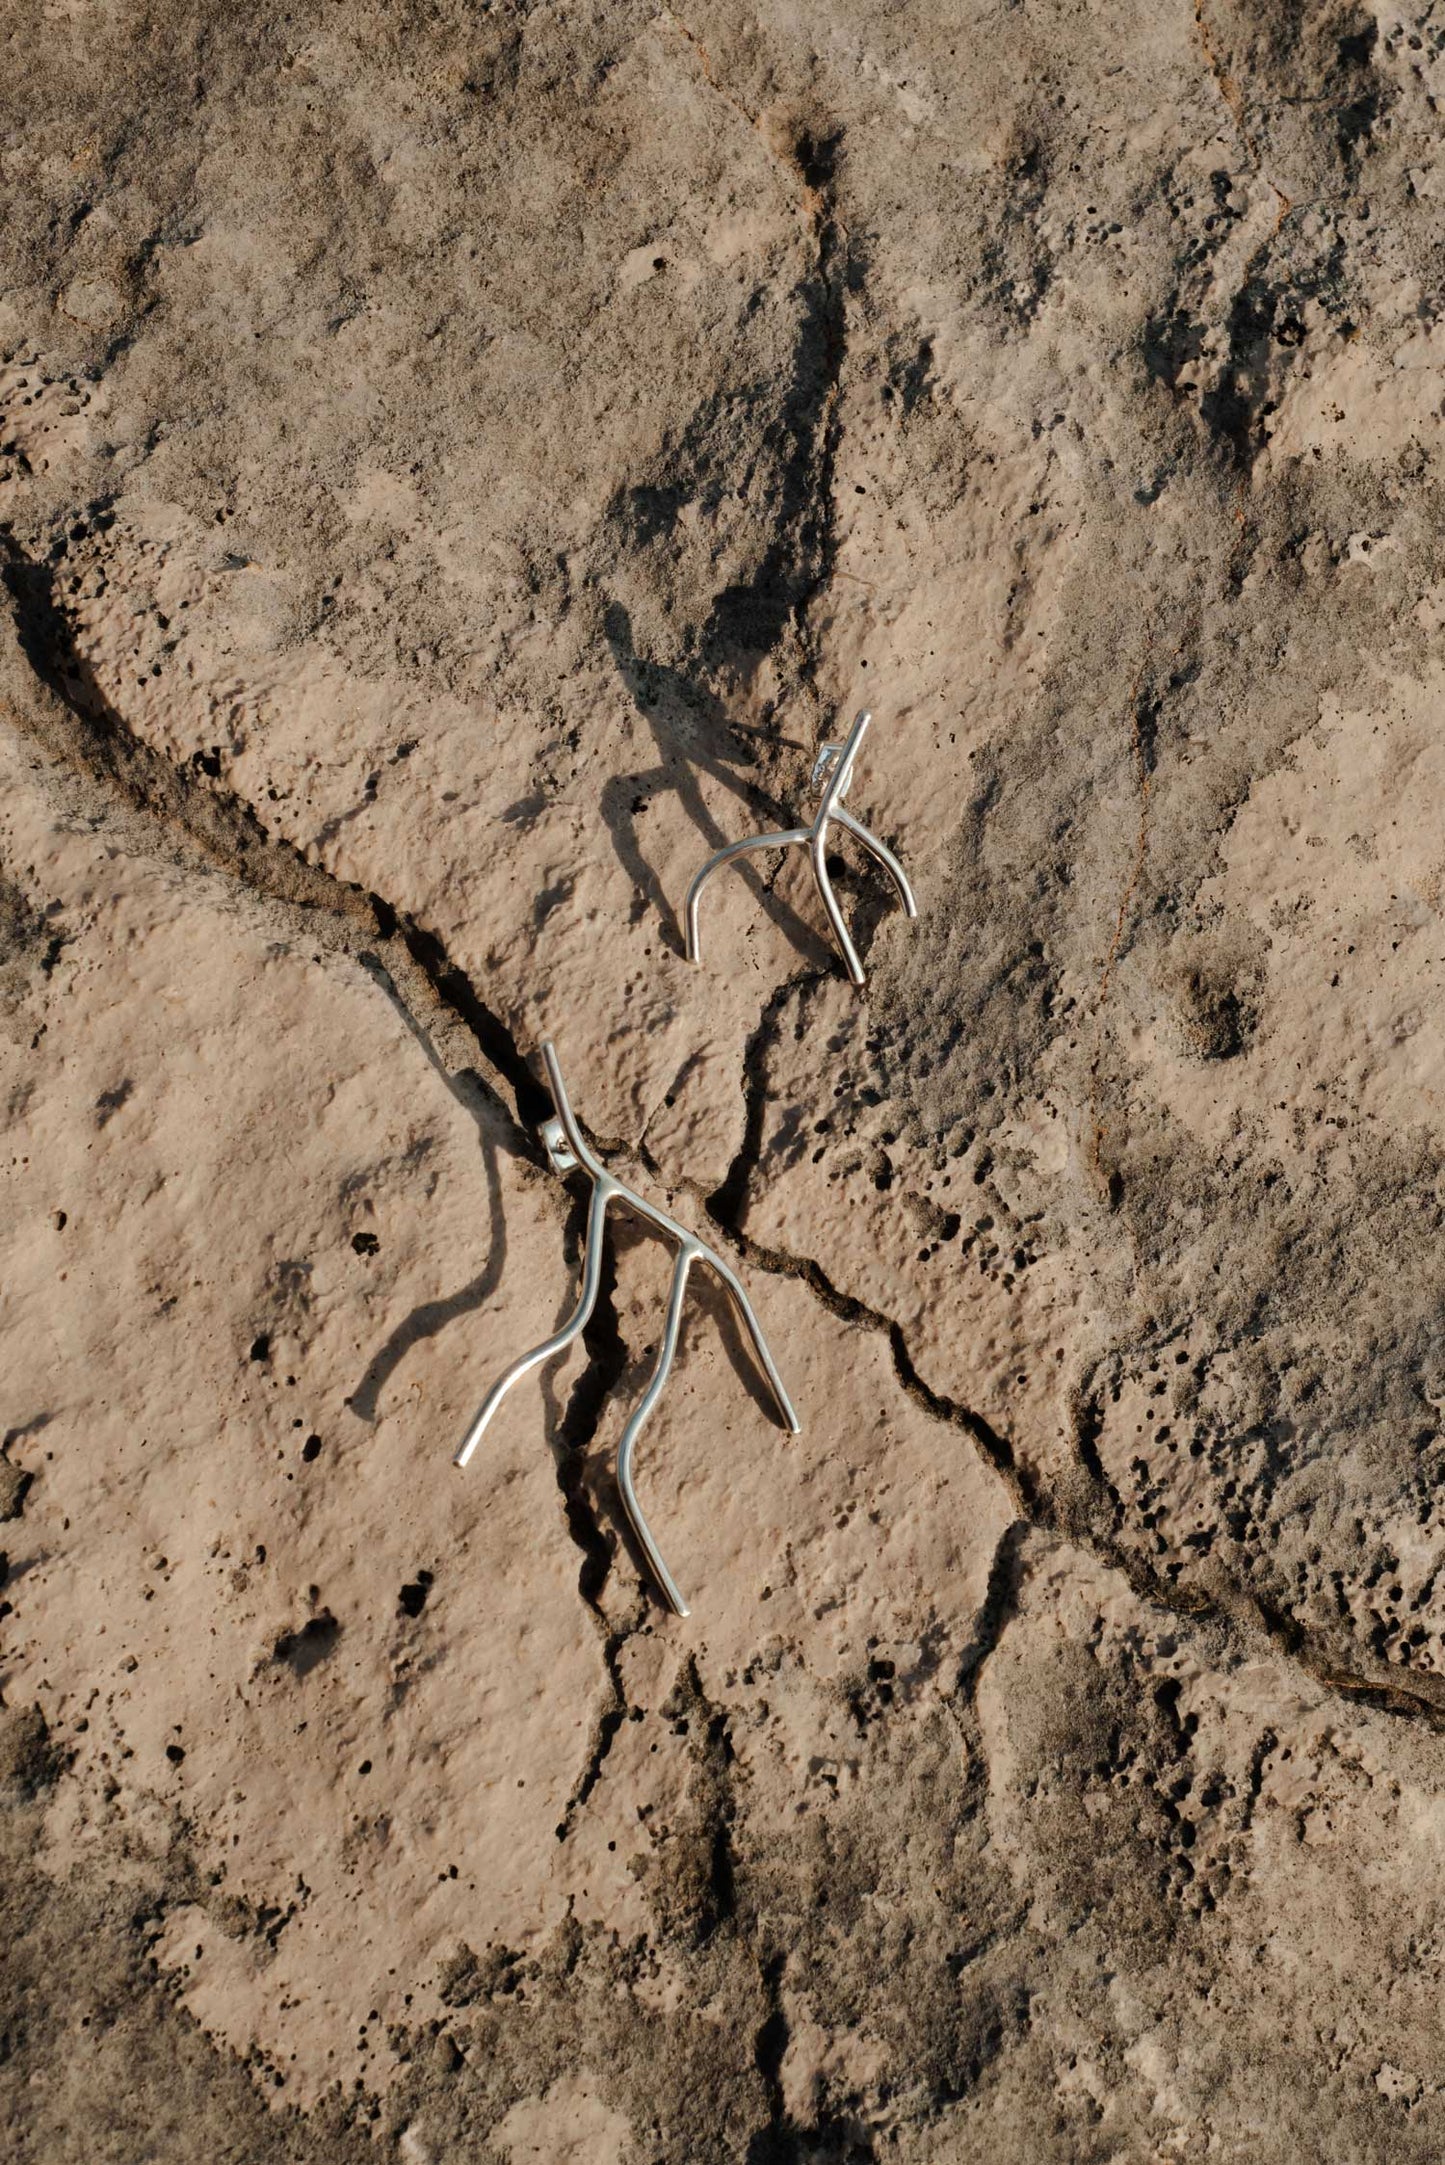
[435,1940,527,2009]
[0,1456,32,1523]
[1174,964,1257,1061]
[0,875,65,1026]
[0,1795,376,2158]
[0,1704,57,1798]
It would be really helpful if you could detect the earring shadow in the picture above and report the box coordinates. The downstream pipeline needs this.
[600,601,823,963]
[690,1266,797,1431]
[348,1101,511,1423]
[346,948,526,1419]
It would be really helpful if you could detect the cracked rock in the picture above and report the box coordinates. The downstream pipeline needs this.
[5,0,1445,2158]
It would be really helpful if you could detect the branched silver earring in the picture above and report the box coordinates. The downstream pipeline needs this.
[684,707,918,987]
[454,1040,800,1617]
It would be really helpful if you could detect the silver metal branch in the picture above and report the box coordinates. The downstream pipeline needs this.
[454,1039,800,1617]
[684,708,918,987]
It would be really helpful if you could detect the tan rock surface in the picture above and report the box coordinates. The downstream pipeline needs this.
[7,0,1445,2157]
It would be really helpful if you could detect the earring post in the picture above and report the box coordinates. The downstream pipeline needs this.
[454,1041,798,1615]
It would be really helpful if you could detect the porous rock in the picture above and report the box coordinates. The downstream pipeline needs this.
[4,1,1445,2158]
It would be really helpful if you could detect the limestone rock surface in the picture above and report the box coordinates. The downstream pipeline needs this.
[6,1,1445,2158]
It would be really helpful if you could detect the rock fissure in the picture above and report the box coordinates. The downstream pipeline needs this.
[10,571,1445,1745]
[553,1206,645,1838]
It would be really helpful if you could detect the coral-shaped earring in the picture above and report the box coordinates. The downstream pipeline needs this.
[683,707,918,987]
[454,1040,800,1617]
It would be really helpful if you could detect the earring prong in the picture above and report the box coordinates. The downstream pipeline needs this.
[454,1040,798,1616]
[617,1247,695,1617]
[683,708,916,986]
[454,1178,611,1472]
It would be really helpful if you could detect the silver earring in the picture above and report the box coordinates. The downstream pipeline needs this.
[684,707,918,987]
[454,1040,800,1617]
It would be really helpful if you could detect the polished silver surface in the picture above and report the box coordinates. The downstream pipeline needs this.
[454,1039,800,1618]
[683,708,918,987]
